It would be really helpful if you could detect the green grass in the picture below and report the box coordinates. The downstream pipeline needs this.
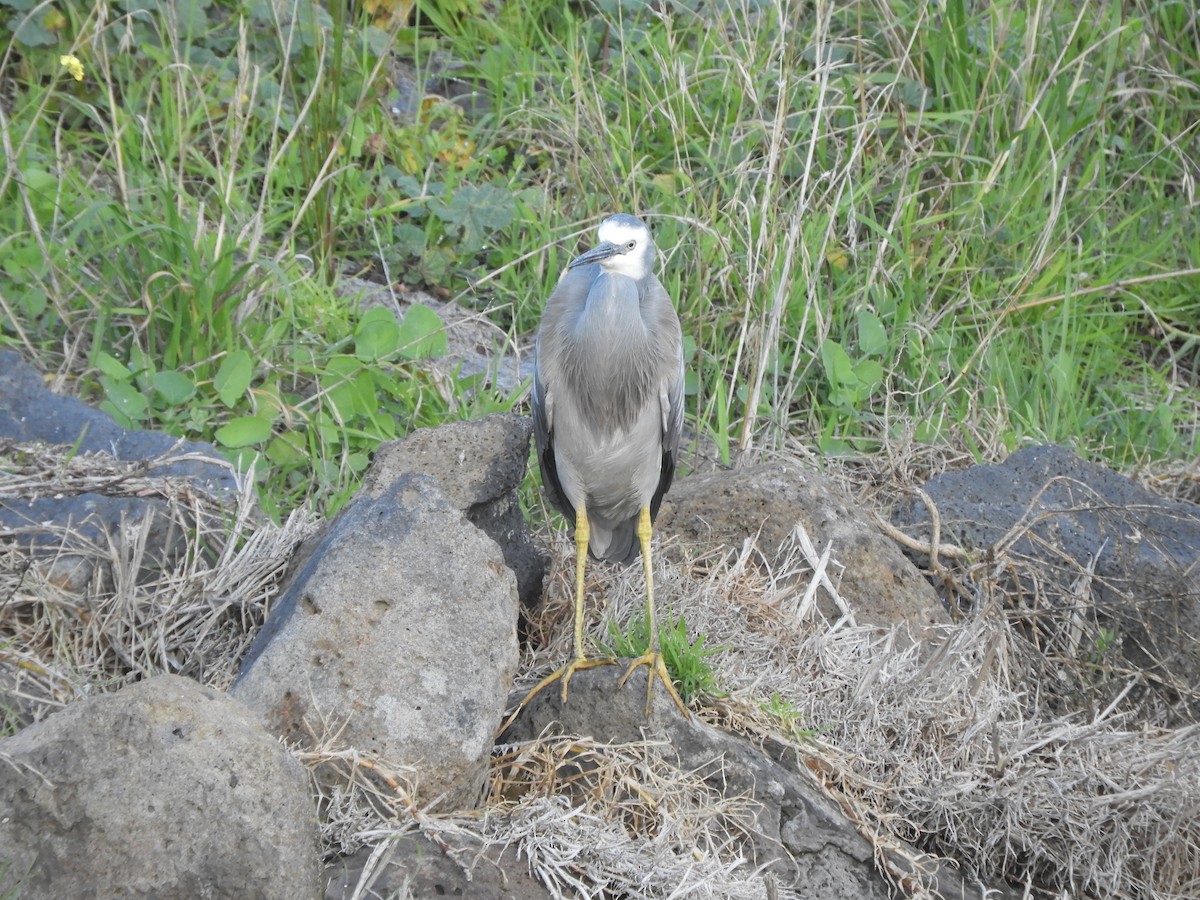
[603,613,724,704]
[1,0,1197,516]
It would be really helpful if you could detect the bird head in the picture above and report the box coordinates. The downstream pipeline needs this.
[568,214,655,282]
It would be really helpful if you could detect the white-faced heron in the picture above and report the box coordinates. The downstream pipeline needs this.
[524,213,687,718]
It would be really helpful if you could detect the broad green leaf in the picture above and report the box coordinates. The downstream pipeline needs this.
[19,168,57,214]
[397,304,447,359]
[214,349,252,408]
[682,332,698,362]
[393,222,426,257]
[8,13,56,47]
[101,377,148,420]
[326,377,365,422]
[819,339,856,387]
[13,286,48,318]
[265,433,305,466]
[852,358,884,392]
[321,356,377,422]
[2,238,46,281]
[214,415,272,448]
[857,310,888,357]
[95,351,133,381]
[325,354,364,377]
[355,306,402,362]
[153,370,196,404]
[128,346,155,389]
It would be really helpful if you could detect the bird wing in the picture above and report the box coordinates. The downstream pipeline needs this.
[651,319,685,520]
[531,338,574,522]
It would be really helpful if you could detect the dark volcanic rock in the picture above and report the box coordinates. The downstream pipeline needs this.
[326,834,554,900]
[0,349,238,494]
[892,444,1200,693]
[0,349,242,600]
[499,665,1013,900]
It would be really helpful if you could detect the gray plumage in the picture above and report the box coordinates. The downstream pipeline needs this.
[532,214,684,564]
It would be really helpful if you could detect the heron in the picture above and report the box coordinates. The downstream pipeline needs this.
[523,213,688,718]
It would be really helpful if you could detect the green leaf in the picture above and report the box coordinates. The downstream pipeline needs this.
[321,355,378,422]
[214,349,252,408]
[857,310,888,357]
[214,415,272,448]
[100,377,149,421]
[397,304,447,359]
[819,339,856,387]
[7,11,57,47]
[265,433,306,466]
[355,306,402,362]
[852,358,884,392]
[128,346,155,389]
[16,167,59,217]
[153,370,196,404]
[432,183,515,251]
[392,223,426,258]
[0,237,45,281]
[95,351,133,381]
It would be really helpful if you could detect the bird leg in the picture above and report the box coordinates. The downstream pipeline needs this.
[618,506,689,718]
[502,503,613,730]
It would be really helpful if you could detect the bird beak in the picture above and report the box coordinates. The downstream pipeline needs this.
[568,241,623,269]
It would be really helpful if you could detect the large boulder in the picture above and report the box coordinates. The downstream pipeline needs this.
[657,463,948,631]
[233,472,519,810]
[359,413,545,609]
[0,674,321,899]
[891,444,1200,695]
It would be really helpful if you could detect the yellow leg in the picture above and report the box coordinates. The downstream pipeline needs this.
[501,502,613,731]
[618,506,689,718]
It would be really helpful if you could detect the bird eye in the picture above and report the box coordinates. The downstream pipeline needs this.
[625,240,636,251]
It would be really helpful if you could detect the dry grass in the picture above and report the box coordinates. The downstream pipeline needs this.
[4,438,1198,899]
[503,505,1200,898]
[0,439,316,729]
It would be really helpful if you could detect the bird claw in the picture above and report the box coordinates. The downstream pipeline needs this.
[619,652,689,719]
[499,656,615,735]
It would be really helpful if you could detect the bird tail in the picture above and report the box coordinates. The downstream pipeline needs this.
[587,515,640,566]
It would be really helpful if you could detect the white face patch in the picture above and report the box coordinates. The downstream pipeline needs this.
[596,218,652,280]
[597,218,647,248]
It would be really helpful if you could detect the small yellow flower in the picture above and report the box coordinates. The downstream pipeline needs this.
[59,54,84,82]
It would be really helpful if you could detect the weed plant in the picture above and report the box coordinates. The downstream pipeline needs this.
[1,0,1197,518]
[603,612,724,704]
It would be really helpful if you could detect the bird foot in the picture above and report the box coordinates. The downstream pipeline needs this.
[619,651,689,719]
[499,656,615,734]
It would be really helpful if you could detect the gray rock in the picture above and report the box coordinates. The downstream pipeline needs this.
[325,834,554,900]
[0,674,321,899]
[234,473,519,810]
[891,444,1200,692]
[1,492,184,592]
[0,349,238,495]
[1,350,242,611]
[657,464,949,631]
[361,414,546,609]
[500,665,1012,900]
